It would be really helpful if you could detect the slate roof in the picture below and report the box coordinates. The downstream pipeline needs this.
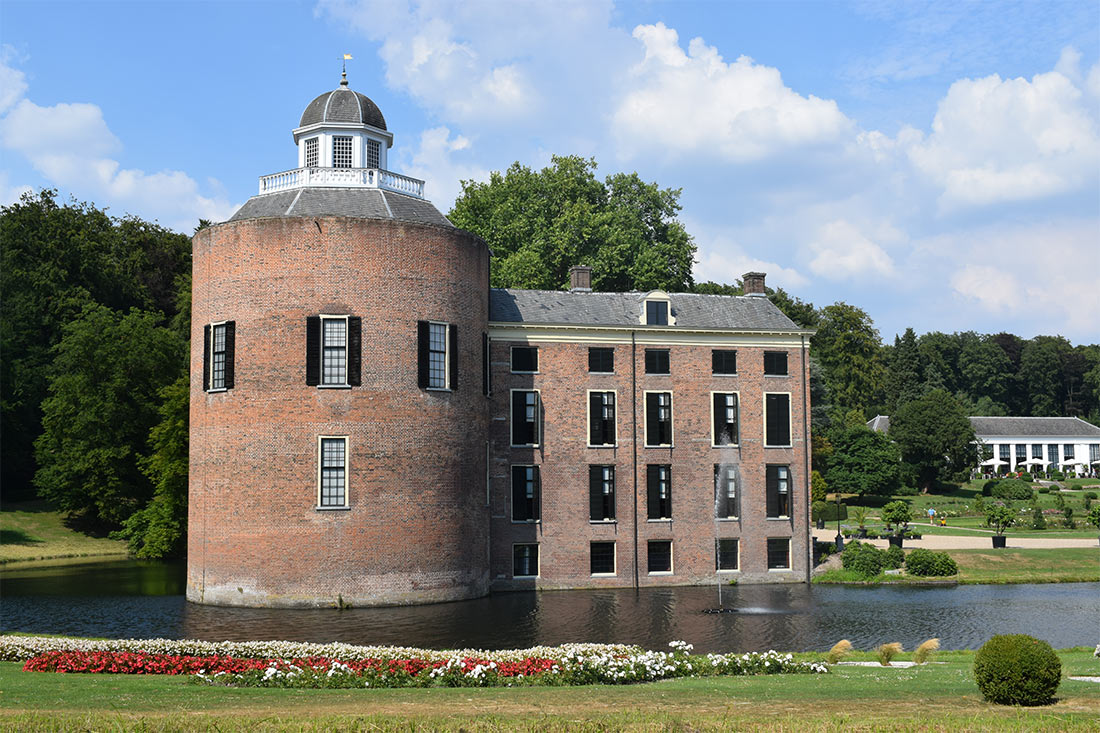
[228,188,453,228]
[489,290,802,331]
[300,87,386,130]
[867,415,1100,438]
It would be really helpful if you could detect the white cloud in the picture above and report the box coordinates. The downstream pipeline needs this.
[0,58,238,231]
[906,62,1100,209]
[693,243,809,292]
[612,23,852,162]
[807,219,896,279]
[403,126,490,212]
[0,46,28,115]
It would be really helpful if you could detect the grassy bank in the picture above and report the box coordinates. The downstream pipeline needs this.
[2,648,1098,731]
[815,547,1100,585]
[0,501,128,564]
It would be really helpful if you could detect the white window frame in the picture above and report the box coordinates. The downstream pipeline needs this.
[644,390,674,448]
[510,388,541,448]
[316,435,349,510]
[766,465,791,520]
[586,389,618,448]
[510,463,541,524]
[426,320,450,391]
[319,314,350,388]
[512,543,540,578]
[304,137,319,168]
[716,538,740,572]
[767,537,792,571]
[366,138,381,169]
[332,135,353,168]
[590,541,617,577]
[716,464,739,520]
[710,390,740,447]
[589,464,616,523]
[763,391,793,448]
[647,539,674,575]
[510,345,539,374]
[207,320,229,393]
[639,291,675,326]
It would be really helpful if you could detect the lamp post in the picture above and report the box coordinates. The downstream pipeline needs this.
[834,494,844,552]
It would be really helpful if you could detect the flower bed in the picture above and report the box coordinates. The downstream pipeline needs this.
[6,635,827,688]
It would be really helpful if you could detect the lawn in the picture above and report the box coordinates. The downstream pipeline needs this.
[815,547,1100,585]
[2,648,1099,731]
[0,501,128,564]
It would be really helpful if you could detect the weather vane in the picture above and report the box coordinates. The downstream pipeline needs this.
[340,53,353,87]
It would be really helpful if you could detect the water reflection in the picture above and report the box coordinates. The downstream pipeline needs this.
[2,560,1097,653]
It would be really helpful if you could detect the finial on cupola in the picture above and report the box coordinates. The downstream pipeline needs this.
[341,53,352,88]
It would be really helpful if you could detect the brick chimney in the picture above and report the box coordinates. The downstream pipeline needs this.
[569,265,593,292]
[742,271,766,297]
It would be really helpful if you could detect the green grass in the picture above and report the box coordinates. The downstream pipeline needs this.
[816,547,1100,585]
[2,649,1099,731]
[0,501,128,564]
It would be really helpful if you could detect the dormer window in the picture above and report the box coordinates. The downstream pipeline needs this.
[640,291,675,326]
[367,139,380,168]
[333,136,353,168]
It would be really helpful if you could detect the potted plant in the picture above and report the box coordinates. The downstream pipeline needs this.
[1087,505,1100,547]
[852,507,869,538]
[881,500,912,548]
[986,503,1015,548]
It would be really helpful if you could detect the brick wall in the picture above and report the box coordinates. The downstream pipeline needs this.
[188,215,492,608]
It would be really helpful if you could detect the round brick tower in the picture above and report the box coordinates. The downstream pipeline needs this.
[187,75,490,608]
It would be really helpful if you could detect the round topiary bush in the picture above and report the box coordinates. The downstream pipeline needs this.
[905,548,958,576]
[841,540,886,579]
[982,479,1000,497]
[973,634,1061,706]
[1085,491,1098,501]
[991,479,1033,501]
[884,544,905,570]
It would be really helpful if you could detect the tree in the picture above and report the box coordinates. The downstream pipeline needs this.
[449,156,695,292]
[881,500,912,534]
[959,337,1013,410]
[889,389,976,492]
[33,305,185,528]
[812,303,885,417]
[985,503,1016,536]
[824,425,901,497]
[885,328,922,413]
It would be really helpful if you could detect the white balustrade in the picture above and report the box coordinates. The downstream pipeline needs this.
[258,167,425,198]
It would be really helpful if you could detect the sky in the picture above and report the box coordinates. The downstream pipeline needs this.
[2,0,1098,343]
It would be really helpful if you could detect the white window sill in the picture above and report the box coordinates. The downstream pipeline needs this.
[717,517,739,522]
[511,519,541,524]
[426,386,452,393]
[648,571,674,576]
[318,384,351,390]
[206,387,228,394]
[768,567,793,572]
[764,373,790,378]
[717,569,740,573]
[315,505,350,511]
[711,443,740,449]
[511,370,539,375]
[589,371,615,375]
[587,443,618,449]
[513,575,538,579]
[589,519,617,525]
[764,445,793,449]
[766,516,791,521]
[644,444,674,449]
[647,518,672,523]
[510,444,541,449]
[712,373,738,377]
[591,572,617,577]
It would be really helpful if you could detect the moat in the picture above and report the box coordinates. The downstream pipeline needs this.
[2,559,1096,653]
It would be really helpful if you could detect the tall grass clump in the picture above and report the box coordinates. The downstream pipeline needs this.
[826,640,852,664]
[875,642,902,666]
[913,638,940,665]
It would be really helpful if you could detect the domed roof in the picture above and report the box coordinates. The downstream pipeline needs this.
[299,76,386,131]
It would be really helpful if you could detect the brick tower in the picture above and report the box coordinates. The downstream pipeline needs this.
[187,73,491,607]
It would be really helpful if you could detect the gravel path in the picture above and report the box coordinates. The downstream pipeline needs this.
[811,528,1100,550]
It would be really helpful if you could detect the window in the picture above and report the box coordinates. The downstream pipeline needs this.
[716,538,739,571]
[764,393,791,446]
[588,391,616,446]
[590,542,616,575]
[332,135,352,167]
[1064,444,1075,460]
[1000,444,1011,462]
[304,137,318,168]
[647,464,671,520]
[588,347,614,373]
[715,464,739,519]
[202,321,235,391]
[1091,444,1100,463]
[1032,444,1043,459]
[366,139,380,168]
[305,316,361,387]
[645,300,668,325]
[712,392,739,446]
[417,321,456,390]
[647,540,672,573]
[645,392,673,446]
[1015,444,1026,463]
[767,538,791,570]
[511,465,540,521]
[712,349,737,375]
[764,351,788,376]
[513,544,538,577]
[589,465,615,521]
[766,465,790,518]
[644,349,670,374]
[511,346,538,373]
[511,390,540,446]
[318,437,348,508]
[1047,444,1058,464]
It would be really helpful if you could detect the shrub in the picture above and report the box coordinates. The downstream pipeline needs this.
[982,479,1000,496]
[884,544,905,570]
[1037,485,1050,494]
[1062,507,1076,529]
[1030,503,1047,530]
[1050,471,1064,481]
[1053,492,1066,510]
[894,485,919,496]
[913,638,940,665]
[813,501,847,522]
[874,642,902,666]
[905,548,958,577]
[1019,472,1033,482]
[841,541,886,579]
[973,634,1061,706]
[985,503,1016,535]
[811,470,827,503]
[826,640,852,664]
[991,479,1033,501]
[881,500,912,532]
[1085,491,1098,500]
[1088,506,1100,531]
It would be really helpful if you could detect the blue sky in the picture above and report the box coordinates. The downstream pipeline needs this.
[2,0,1098,342]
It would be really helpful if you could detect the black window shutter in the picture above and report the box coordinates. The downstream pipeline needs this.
[647,465,658,519]
[224,321,236,389]
[714,465,724,517]
[645,395,658,445]
[202,324,211,391]
[589,392,600,444]
[712,393,723,444]
[589,465,602,520]
[533,466,541,520]
[347,316,362,386]
[449,324,458,390]
[511,465,524,520]
[766,467,779,517]
[482,332,489,395]
[417,321,429,388]
[306,316,321,385]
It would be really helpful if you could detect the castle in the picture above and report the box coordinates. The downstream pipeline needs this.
[187,76,813,608]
